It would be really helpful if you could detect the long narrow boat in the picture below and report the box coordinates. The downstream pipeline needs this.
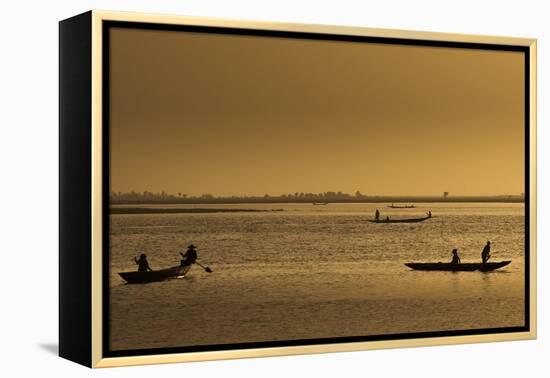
[119,264,192,284]
[387,204,416,208]
[369,215,431,223]
[405,261,511,272]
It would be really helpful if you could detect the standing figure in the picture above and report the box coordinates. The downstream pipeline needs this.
[180,244,199,266]
[134,253,152,272]
[375,209,380,221]
[481,241,491,263]
[451,248,461,265]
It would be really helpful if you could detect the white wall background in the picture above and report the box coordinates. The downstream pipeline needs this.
[0,0,547,376]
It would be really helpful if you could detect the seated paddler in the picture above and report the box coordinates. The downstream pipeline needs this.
[451,248,461,265]
[134,253,152,272]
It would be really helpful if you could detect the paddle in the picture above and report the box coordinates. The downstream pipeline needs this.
[195,261,213,273]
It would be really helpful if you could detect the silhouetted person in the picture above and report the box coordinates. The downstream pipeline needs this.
[386,216,390,222]
[428,211,432,218]
[481,241,491,263]
[134,253,152,272]
[451,248,461,265]
[180,244,198,267]
[375,209,380,221]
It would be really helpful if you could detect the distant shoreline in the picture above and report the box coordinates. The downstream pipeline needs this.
[111,196,525,206]
[110,208,284,215]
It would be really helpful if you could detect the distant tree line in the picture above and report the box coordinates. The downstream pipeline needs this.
[110,190,368,204]
[110,190,524,204]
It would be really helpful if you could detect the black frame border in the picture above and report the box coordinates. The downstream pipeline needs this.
[102,20,531,359]
[59,11,93,367]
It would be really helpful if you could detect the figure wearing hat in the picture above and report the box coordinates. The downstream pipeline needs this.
[180,244,198,267]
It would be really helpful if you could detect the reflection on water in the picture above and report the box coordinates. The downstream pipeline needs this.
[109,202,525,351]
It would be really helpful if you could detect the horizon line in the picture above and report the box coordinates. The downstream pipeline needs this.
[110,192,525,198]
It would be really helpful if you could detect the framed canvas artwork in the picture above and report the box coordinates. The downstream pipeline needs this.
[59,10,537,368]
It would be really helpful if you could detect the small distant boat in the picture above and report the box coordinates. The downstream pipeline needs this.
[388,204,416,209]
[369,215,431,223]
[313,202,328,205]
[119,265,192,284]
[405,261,511,272]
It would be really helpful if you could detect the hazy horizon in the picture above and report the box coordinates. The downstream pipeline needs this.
[109,28,525,197]
[110,189,524,198]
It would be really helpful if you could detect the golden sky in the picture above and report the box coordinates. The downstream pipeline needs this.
[109,27,525,196]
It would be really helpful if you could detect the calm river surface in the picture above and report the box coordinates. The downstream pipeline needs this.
[109,202,525,351]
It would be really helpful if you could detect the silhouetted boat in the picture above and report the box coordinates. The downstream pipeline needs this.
[119,265,192,284]
[313,202,328,205]
[404,261,511,272]
[369,215,431,223]
[388,204,416,208]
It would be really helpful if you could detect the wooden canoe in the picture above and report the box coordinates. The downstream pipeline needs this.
[369,215,431,223]
[119,264,192,284]
[404,261,511,272]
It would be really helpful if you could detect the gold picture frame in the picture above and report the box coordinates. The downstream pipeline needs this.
[59,10,537,368]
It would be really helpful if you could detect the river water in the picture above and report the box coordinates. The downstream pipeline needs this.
[109,202,525,351]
